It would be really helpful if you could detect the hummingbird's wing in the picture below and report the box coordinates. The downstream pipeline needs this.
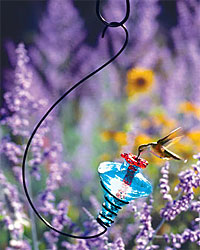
[162,147,186,162]
[157,127,183,147]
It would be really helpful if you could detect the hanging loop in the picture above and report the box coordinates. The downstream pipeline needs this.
[96,0,130,28]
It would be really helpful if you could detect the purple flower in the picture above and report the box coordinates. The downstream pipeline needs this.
[0,139,23,165]
[30,0,100,97]
[191,200,200,213]
[160,191,192,222]
[0,170,31,250]
[175,164,200,192]
[115,237,125,250]
[6,239,31,250]
[44,200,72,249]
[135,198,157,250]
[89,195,101,213]
[164,229,200,248]
[1,42,74,248]
[159,162,173,202]
[1,44,47,137]
[0,43,50,182]
[160,156,200,221]
[101,0,160,69]
[194,153,200,161]
[154,0,200,114]
[37,143,70,215]
[62,239,90,250]
[170,0,200,105]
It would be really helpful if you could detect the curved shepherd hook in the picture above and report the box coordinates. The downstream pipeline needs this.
[22,0,130,239]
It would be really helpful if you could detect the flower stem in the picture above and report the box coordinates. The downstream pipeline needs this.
[199,211,200,229]
[154,235,164,239]
[144,191,183,249]
[27,169,39,250]
[153,218,166,237]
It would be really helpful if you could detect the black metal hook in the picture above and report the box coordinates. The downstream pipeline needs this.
[22,0,130,240]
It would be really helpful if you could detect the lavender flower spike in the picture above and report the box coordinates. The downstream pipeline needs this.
[161,155,200,221]
[136,198,158,250]
[159,162,173,202]
[0,170,31,250]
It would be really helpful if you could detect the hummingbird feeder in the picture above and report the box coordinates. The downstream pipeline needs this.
[97,153,152,227]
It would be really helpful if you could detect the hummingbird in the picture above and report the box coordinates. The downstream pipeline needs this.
[137,127,187,162]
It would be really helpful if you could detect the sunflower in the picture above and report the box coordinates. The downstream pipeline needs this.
[100,131,127,146]
[179,101,200,118]
[187,130,200,148]
[126,68,154,97]
[113,132,127,146]
[101,131,117,141]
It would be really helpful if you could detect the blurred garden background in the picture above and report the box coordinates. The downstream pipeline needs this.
[1,0,200,249]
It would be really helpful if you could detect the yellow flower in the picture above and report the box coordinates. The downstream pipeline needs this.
[141,114,176,133]
[193,186,200,196]
[154,114,176,130]
[113,132,127,146]
[101,131,127,146]
[179,101,200,117]
[187,130,200,147]
[148,109,177,130]
[100,131,114,141]
[126,68,154,96]
[99,153,111,161]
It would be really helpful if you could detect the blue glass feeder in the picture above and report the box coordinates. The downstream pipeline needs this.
[97,153,152,227]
